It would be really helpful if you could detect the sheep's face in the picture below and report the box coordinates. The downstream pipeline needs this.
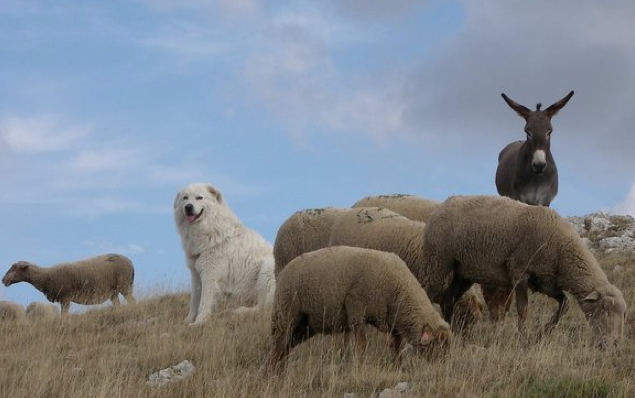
[2,261,31,286]
[580,286,627,349]
[173,183,224,226]
[416,326,452,361]
[451,294,484,334]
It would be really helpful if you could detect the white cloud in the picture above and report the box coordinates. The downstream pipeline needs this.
[243,6,407,141]
[614,182,635,217]
[0,115,90,154]
[139,26,230,58]
[69,148,143,174]
[84,239,147,255]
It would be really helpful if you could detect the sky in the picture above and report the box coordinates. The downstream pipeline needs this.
[1,0,635,308]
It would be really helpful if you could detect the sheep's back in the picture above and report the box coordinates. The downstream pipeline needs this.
[273,207,348,275]
[275,247,409,332]
[352,194,439,222]
[48,254,134,303]
[329,207,423,264]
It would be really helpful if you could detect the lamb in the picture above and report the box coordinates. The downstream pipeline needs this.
[267,246,452,371]
[421,195,627,349]
[2,253,136,314]
[26,302,59,321]
[273,207,348,276]
[327,207,484,333]
[352,194,440,222]
[0,300,26,322]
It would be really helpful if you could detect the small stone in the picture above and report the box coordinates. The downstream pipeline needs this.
[343,393,355,398]
[378,388,399,398]
[614,265,624,273]
[395,382,410,393]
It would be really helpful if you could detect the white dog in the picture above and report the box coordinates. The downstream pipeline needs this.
[174,183,276,325]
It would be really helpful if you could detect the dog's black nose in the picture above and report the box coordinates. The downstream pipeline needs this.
[184,204,194,215]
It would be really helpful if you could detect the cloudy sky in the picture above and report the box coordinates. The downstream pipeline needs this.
[1,0,634,307]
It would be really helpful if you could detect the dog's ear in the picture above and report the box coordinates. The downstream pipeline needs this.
[206,184,224,204]
[173,191,181,209]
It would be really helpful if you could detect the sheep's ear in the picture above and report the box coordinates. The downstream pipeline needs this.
[601,296,615,311]
[16,261,29,270]
[583,291,601,302]
[420,326,432,346]
[205,184,224,204]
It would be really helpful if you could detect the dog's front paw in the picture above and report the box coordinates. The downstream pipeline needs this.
[184,314,196,324]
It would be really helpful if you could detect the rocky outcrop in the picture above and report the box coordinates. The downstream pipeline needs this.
[567,212,635,251]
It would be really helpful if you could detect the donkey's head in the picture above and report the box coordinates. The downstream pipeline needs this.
[501,91,574,174]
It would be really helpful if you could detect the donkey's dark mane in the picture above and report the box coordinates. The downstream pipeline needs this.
[536,103,542,111]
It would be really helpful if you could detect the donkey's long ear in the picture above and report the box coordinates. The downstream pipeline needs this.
[544,90,574,119]
[206,184,224,204]
[501,93,531,119]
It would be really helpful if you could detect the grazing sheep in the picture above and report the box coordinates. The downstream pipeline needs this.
[352,194,440,222]
[268,246,452,371]
[328,207,484,333]
[26,302,59,321]
[422,195,627,349]
[354,194,508,322]
[2,253,136,314]
[273,207,348,276]
[0,301,26,322]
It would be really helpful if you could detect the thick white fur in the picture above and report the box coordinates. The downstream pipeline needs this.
[174,183,276,325]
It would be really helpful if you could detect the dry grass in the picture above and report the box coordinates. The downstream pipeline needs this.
[1,251,635,398]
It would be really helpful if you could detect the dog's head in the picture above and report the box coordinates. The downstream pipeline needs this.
[174,183,224,226]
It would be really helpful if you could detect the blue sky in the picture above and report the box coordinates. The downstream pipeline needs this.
[2,0,635,308]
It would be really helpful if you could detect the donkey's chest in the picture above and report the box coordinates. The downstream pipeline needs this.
[518,182,555,206]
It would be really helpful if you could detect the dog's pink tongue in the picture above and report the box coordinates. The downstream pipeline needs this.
[187,215,197,223]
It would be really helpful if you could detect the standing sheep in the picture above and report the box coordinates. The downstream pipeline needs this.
[0,301,26,322]
[273,207,348,276]
[328,207,484,333]
[26,302,59,321]
[354,194,509,322]
[2,253,136,314]
[421,195,626,349]
[268,246,452,371]
[352,194,440,222]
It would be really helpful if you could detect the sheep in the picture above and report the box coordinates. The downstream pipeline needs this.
[421,195,627,349]
[327,206,484,333]
[0,300,26,322]
[352,194,440,222]
[2,253,136,315]
[273,207,349,276]
[26,302,59,321]
[267,246,452,371]
[353,194,509,322]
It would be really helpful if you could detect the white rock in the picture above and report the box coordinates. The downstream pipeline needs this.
[147,360,195,387]
[599,236,635,251]
[395,382,410,393]
[378,388,398,398]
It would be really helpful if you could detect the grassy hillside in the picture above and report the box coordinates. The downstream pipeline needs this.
[1,250,634,398]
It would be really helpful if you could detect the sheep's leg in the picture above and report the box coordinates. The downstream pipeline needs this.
[540,291,568,338]
[267,334,291,374]
[352,324,367,365]
[123,291,136,305]
[440,276,471,326]
[110,294,121,307]
[390,333,404,366]
[514,280,529,340]
[185,268,202,324]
